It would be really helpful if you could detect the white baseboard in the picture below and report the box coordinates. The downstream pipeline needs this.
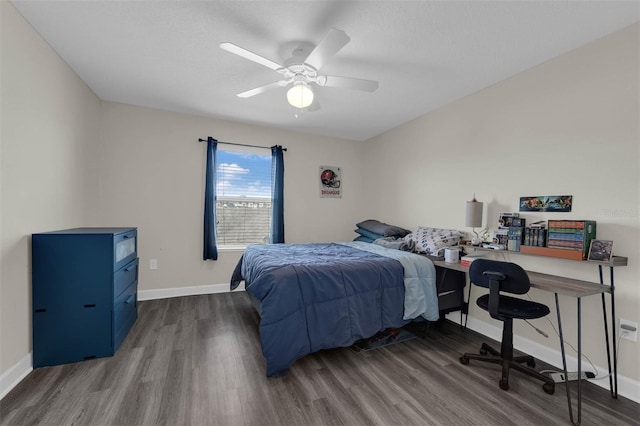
[138,282,239,301]
[1,283,239,401]
[446,312,640,404]
[0,353,32,401]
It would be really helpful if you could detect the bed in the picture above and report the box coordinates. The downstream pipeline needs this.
[230,241,440,376]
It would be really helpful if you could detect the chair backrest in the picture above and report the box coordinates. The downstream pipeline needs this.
[469,259,531,295]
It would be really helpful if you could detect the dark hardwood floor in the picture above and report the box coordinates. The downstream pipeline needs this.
[2,292,638,425]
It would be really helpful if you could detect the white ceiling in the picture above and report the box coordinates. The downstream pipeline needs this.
[11,1,640,141]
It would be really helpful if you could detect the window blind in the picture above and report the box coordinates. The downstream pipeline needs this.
[216,149,272,247]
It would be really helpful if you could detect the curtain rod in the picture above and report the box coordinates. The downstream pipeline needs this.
[198,138,287,152]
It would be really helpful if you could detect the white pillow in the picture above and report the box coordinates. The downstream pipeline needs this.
[411,227,464,256]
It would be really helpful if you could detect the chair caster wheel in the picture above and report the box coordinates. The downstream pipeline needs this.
[543,383,555,395]
[499,379,509,391]
[527,359,536,368]
[479,348,488,355]
[460,355,469,365]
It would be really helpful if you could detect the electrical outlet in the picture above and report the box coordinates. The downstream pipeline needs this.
[619,319,638,342]
[150,259,158,270]
[549,372,595,383]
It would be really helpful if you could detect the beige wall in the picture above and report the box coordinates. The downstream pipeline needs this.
[364,24,640,382]
[97,102,367,292]
[1,2,102,372]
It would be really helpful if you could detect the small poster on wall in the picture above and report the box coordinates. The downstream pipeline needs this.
[320,166,342,198]
[519,195,572,212]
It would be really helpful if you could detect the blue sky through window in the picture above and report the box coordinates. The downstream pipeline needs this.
[216,150,271,198]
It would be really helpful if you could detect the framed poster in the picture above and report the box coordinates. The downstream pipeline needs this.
[588,239,614,262]
[320,166,341,198]
[519,195,572,212]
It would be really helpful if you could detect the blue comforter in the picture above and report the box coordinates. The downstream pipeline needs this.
[340,242,438,321]
[230,242,437,376]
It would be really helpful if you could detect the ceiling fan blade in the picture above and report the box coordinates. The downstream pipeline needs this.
[220,42,283,71]
[322,76,379,92]
[237,81,283,98]
[304,28,350,70]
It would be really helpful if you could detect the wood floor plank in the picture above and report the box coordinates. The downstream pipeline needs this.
[1,291,639,426]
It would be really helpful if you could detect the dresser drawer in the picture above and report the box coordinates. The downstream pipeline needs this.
[114,281,137,340]
[33,302,111,367]
[114,258,138,299]
[114,230,137,270]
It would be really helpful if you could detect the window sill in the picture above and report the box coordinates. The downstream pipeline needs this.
[218,246,247,252]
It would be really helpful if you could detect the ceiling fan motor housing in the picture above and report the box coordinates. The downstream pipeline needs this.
[279,55,319,86]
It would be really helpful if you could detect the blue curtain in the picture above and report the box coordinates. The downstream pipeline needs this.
[203,137,218,260]
[270,145,285,244]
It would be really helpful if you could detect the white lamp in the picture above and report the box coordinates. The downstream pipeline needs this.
[287,82,314,108]
[465,194,483,245]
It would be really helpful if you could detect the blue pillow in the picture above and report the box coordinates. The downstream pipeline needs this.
[353,235,374,243]
[354,228,384,241]
[356,219,410,238]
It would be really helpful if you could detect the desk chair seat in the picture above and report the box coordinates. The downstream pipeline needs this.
[460,259,555,395]
[476,294,550,320]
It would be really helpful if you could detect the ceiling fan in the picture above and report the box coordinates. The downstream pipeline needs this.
[220,28,379,109]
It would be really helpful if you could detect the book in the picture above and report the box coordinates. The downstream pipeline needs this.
[529,221,546,229]
[507,226,523,252]
[460,252,486,267]
[548,220,586,229]
[548,232,588,241]
[537,229,546,247]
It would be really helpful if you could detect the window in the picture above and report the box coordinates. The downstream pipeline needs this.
[216,149,272,248]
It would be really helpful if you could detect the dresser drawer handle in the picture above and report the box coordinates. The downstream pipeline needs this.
[124,295,134,304]
[124,267,132,272]
[84,304,96,308]
[123,235,129,239]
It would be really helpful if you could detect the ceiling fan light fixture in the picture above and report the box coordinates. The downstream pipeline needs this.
[287,82,314,108]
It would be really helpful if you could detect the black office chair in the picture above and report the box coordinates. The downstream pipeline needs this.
[460,259,555,395]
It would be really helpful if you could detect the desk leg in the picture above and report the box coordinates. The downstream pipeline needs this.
[577,297,583,426]
[609,266,618,398]
[444,269,464,330]
[465,274,472,330]
[555,293,582,426]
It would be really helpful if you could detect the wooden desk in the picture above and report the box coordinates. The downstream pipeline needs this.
[433,257,623,426]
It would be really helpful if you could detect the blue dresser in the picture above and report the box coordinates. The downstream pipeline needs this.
[32,227,138,367]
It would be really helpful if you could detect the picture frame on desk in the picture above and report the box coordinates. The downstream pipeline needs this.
[588,239,614,262]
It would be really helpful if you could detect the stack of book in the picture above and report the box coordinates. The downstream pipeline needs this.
[547,220,596,258]
[523,224,547,247]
